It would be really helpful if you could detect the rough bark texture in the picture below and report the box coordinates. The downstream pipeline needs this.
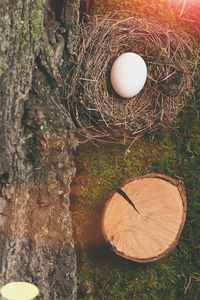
[0,0,79,298]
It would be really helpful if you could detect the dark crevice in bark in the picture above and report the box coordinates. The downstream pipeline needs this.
[50,0,64,22]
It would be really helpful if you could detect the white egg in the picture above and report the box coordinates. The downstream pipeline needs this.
[110,52,147,98]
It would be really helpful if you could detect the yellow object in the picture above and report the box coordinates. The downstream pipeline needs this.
[0,282,39,300]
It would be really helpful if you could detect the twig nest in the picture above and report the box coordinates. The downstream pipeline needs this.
[102,174,187,262]
[67,15,198,143]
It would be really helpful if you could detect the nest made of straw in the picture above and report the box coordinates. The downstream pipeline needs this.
[67,15,198,143]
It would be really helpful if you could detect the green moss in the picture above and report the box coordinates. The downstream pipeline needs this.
[37,0,44,10]
[91,0,200,39]
[30,11,43,44]
[17,1,43,55]
[75,12,199,300]
[73,94,200,299]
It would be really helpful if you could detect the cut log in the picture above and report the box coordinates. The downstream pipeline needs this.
[102,174,187,263]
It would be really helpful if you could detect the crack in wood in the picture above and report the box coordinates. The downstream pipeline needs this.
[116,188,141,215]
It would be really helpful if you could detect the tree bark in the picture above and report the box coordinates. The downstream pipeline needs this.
[0,0,79,298]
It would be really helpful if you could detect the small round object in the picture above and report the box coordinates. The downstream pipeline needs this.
[0,282,39,300]
[110,52,147,98]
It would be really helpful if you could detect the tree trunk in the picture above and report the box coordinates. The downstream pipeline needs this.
[0,0,79,298]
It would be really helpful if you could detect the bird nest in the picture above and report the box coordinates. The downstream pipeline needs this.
[66,15,198,144]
